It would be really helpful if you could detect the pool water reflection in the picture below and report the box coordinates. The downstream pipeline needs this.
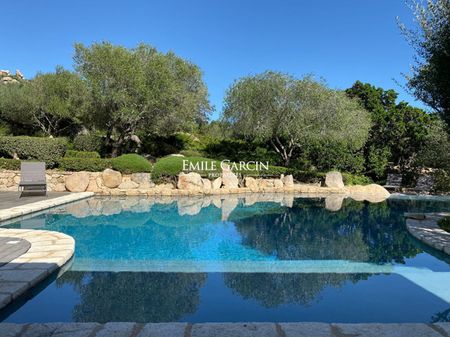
[1,194,450,323]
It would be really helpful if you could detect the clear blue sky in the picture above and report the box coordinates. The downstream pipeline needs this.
[1,0,425,119]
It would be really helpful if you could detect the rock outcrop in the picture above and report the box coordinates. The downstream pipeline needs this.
[102,169,122,188]
[221,164,239,189]
[325,171,344,188]
[177,172,204,191]
[346,184,390,203]
[65,172,90,192]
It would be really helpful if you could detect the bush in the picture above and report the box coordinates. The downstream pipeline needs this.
[431,170,450,193]
[111,154,152,174]
[59,157,111,172]
[73,134,104,153]
[342,173,373,185]
[438,217,450,233]
[65,150,100,158]
[0,136,67,167]
[0,158,20,170]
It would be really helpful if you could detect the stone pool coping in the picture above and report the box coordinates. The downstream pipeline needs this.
[405,212,450,255]
[0,322,449,337]
[0,228,75,310]
[0,192,94,222]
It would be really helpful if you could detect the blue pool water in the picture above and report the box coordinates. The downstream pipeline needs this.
[1,194,450,323]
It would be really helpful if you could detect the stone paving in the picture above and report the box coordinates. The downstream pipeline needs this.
[0,228,75,310]
[405,212,450,255]
[0,322,449,337]
[0,192,94,222]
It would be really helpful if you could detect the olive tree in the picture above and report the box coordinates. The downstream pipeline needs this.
[74,42,211,156]
[222,72,371,166]
[0,67,88,137]
[398,0,450,125]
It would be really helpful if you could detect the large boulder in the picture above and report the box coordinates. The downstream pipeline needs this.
[244,177,259,190]
[131,173,154,188]
[102,169,122,188]
[325,171,344,188]
[347,184,390,203]
[65,172,90,192]
[202,178,212,191]
[212,177,222,189]
[118,180,139,189]
[273,179,284,188]
[177,172,204,191]
[222,164,239,189]
[282,174,294,188]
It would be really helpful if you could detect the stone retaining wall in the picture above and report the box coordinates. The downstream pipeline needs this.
[0,169,390,202]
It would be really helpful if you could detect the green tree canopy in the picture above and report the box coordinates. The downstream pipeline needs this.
[398,0,450,125]
[346,81,432,177]
[0,66,88,137]
[222,72,371,166]
[74,42,212,156]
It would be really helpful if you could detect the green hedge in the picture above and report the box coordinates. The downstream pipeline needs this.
[111,154,152,174]
[0,158,21,170]
[0,136,67,167]
[59,157,112,172]
[65,150,100,158]
[73,134,104,153]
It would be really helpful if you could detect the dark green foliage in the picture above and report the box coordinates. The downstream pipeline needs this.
[59,157,111,172]
[141,135,188,157]
[286,170,325,184]
[399,0,450,125]
[431,170,450,194]
[438,217,450,233]
[111,154,152,174]
[179,150,204,157]
[346,81,432,178]
[299,141,366,173]
[342,173,373,186]
[204,139,280,165]
[73,134,104,153]
[65,150,100,158]
[0,136,67,167]
[0,158,20,170]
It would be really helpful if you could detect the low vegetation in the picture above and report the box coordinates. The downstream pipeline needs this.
[438,217,450,233]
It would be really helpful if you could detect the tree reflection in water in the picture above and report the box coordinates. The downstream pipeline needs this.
[57,271,206,323]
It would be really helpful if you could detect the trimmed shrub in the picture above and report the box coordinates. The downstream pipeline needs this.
[0,158,21,170]
[73,134,104,153]
[65,150,100,158]
[59,157,111,172]
[0,136,67,167]
[111,154,152,174]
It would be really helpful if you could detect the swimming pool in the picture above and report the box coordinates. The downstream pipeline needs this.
[1,194,450,323]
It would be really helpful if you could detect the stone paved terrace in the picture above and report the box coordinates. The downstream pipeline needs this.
[0,192,94,222]
[0,229,75,310]
[406,212,450,255]
[0,192,70,211]
[0,322,449,337]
